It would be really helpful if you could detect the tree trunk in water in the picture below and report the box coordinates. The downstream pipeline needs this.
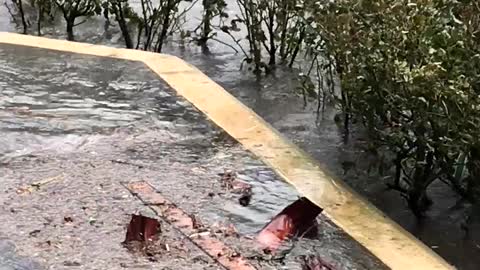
[199,0,212,47]
[408,146,433,217]
[278,0,289,60]
[115,5,133,49]
[37,7,43,36]
[267,7,276,66]
[338,71,350,136]
[135,26,143,49]
[245,0,262,74]
[288,28,305,68]
[156,3,172,53]
[119,21,133,49]
[407,188,431,218]
[66,20,75,41]
[467,146,480,201]
[18,0,28,34]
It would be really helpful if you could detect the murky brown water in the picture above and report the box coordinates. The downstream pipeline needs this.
[1,1,479,269]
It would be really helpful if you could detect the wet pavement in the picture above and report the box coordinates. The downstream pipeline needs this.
[0,44,388,269]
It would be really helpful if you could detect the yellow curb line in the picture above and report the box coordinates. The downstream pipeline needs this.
[0,32,455,270]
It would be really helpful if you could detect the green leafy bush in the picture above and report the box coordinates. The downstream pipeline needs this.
[310,0,480,215]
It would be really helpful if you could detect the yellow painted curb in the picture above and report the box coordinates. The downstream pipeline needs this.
[0,32,455,270]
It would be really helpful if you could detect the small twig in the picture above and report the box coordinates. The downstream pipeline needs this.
[189,231,211,238]
[169,0,200,35]
[73,19,87,27]
[213,25,249,58]
[31,173,64,188]
[17,173,65,194]
[111,159,144,169]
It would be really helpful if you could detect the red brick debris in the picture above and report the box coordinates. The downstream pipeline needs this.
[257,197,323,253]
[124,181,257,270]
[124,214,161,243]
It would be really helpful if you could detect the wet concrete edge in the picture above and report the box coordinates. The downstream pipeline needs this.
[0,32,455,270]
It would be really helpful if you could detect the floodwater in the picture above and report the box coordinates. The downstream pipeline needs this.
[0,1,479,269]
[0,44,386,269]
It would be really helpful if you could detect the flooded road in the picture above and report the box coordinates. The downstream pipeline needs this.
[0,43,386,269]
[0,1,479,269]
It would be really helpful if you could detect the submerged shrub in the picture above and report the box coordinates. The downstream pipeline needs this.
[311,0,480,215]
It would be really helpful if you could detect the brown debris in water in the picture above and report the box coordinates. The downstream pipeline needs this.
[188,213,204,230]
[238,191,252,206]
[123,214,165,261]
[29,229,41,237]
[16,174,64,195]
[211,222,240,238]
[124,214,161,244]
[219,170,237,189]
[219,170,254,206]
[301,255,336,270]
[63,216,74,223]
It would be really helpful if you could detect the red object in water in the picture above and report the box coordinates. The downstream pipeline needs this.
[257,197,323,252]
[125,181,257,270]
[124,214,161,243]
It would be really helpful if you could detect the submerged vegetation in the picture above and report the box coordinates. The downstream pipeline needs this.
[4,0,480,217]
[312,0,480,216]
